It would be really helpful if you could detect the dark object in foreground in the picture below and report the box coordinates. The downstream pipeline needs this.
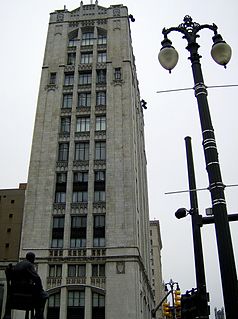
[3,257,48,319]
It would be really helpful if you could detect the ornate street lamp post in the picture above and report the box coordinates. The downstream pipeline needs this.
[158,16,237,319]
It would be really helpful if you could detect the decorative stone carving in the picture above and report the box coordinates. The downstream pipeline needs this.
[57,13,64,22]
[116,261,125,274]
[113,8,121,16]
[113,20,121,30]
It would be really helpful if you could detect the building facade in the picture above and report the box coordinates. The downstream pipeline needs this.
[0,183,26,317]
[150,220,163,319]
[20,2,154,319]
[0,184,26,262]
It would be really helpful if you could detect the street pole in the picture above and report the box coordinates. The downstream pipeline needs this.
[158,16,238,319]
[185,136,209,318]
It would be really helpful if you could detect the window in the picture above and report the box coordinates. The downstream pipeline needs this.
[92,264,105,277]
[95,116,106,131]
[78,92,91,108]
[68,264,86,277]
[93,215,105,247]
[94,171,105,202]
[67,291,85,319]
[95,171,105,182]
[75,142,89,161]
[92,293,105,319]
[97,52,106,63]
[72,215,87,228]
[56,172,67,184]
[96,70,106,84]
[48,293,60,319]
[60,117,71,133]
[79,72,92,85]
[62,94,73,108]
[96,91,106,106]
[49,72,56,85]
[68,38,77,47]
[72,191,88,203]
[94,191,105,202]
[73,172,88,183]
[48,293,60,307]
[82,32,94,46]
[98,34,107,45]
[76,117,90,132]
[80,52,93,64]
[51,216,64,248]
[49,265,62,277]
[55,192,66,203]
[114,67,122,80]
[67,53,76,65]
[92,293,105,307]
[64,73,74,86]
[95,142,106,160]
[68,291,85,307]
[68,30,78,47]
[58,143,69,161]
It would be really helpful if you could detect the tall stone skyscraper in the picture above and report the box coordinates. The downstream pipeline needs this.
[20,2,154,318]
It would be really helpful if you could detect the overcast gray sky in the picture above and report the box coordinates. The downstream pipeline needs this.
[1,0,238,317]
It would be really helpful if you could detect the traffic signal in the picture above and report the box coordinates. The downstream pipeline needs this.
[174,289,181,318]
[162,302,170,317]
[174,289,181,307]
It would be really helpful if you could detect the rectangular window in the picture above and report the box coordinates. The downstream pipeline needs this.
[62,94,73,108]
[93,215,105,247]
[95,171,105,182]
[98,34,107,45]
[96,91,106,106]
[67,53,76,65]
[95,142,106,160]
[68,265,86,277]
[68,38,77,47]
[58,143,69,161]
[70,216,87,248]
[92,264,105,277]
[64,73,74,86]
[97,52,106,63]
[76,117,90,132]
[51,216,64,248]
[72,191,88,203]
[55,191,66,203]
[60,117,71,133]
[56,172,67,184]
[80,52,93,64]
[79,72,92,85]
[48,293,60,307]
[92,293,105,319]
[75,142,89,161]
[92,293,105,307]
[49,265,62,277]
[49,72,56,85]
[67,291,85,319]
[94,191,105,202]
[96,70,106,84]
[114,67,122,80]
[68,291,85,307]
[95,116,106,131]
[73,172,88,183]
[82,32,94,46]
[48,292,61,319]
[78,92,91,108]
